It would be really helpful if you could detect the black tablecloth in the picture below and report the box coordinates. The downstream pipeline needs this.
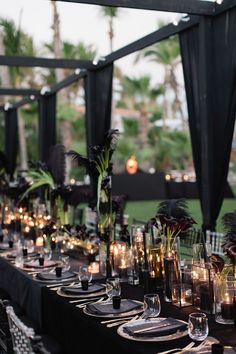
[42,283,236,354]
[1,255,236,354]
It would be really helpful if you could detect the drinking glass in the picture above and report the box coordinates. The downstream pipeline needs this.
[143,293,161,318]
[106,277,121,300]
[59,255,70,272]
[78,265,92,283]
[188,312,209,341]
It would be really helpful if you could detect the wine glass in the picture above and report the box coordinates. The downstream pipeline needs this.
[143,293,161,319]
[106,277,121,301]
[188,313,209,341]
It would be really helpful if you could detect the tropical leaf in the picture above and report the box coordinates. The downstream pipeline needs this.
[20,169,54,201]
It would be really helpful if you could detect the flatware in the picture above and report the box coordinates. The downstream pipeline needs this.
[69,296,102,304]
[157,342,195,354]
[133,320,171,334]
[106,315,139,328]
[76,297,105,308]
[180,339,218,353]
[101,316,134,324]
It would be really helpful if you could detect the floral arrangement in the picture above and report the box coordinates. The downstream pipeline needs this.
[222,210,236,260]
[152,199,196,253]
[68,129,119,235]
[21,144,71,225]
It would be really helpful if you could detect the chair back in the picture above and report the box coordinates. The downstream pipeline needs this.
[6,305,35,354]
[0,299,13,353]
[206,230,225,256]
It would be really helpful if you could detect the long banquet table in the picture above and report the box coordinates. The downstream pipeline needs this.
[0,254,236,354]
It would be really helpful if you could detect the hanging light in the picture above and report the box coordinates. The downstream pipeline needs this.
[126,155,138,174]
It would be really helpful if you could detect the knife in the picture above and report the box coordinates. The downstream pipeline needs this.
[133,322,175,334]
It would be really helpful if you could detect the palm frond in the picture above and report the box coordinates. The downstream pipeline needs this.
[67,150,91,170]
[156,198,191,219]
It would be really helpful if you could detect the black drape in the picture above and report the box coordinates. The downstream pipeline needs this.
[85,63,114,156]
[179,9,236,231]
[38,93,57,163]
[4,108,18,180]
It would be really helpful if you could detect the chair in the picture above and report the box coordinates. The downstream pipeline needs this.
[6,305,51,354]
[180,228,202,259]
[206,230,225,256]
[0,299,13,354]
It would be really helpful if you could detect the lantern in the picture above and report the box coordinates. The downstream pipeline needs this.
[126,155,138,174]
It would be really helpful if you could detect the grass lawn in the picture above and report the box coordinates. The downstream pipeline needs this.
[125,198,236,232]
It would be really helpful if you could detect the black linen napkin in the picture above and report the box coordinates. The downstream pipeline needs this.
[123,317,187,337]
[61,283,105,295]
[36,271,76,281]
[86,299,142,315]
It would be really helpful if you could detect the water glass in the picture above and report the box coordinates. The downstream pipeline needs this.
[188,312,209,341]
[78,265,92,283]
[143,293,161,318]
[106,277,121,300]
[59,255,70,272]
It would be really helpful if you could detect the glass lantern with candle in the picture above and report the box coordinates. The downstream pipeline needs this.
[214,274,236,324]
[172,261,193,308]
[192,262,215,314]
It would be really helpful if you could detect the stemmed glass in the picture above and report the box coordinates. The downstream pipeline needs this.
[106,277,121,301]
[143,293,161,319]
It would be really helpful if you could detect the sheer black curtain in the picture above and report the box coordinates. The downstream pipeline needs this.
[38,93,57,163]
[85,63,114,154]
[4,108,18,180]
[180,9,236,231]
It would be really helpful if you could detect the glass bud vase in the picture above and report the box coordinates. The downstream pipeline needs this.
[161,236,181,302]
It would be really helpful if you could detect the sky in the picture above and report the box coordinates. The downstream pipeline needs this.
[0,0,181,83]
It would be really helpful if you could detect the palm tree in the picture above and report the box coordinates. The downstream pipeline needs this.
[121,75,163,146]
[0,17,36,171]
[99,6,120,52]
[136,31,184,128]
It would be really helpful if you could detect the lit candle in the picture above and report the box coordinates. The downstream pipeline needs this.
[88,262,100,274]
[36,236,44,247]
[221,293,234,320]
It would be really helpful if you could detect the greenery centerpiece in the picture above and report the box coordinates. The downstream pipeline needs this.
[68,129,119,277]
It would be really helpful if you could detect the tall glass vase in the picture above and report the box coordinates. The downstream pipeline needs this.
[97,175,113,279]
[161,236,181,302]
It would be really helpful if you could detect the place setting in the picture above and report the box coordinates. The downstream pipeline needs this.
[57,265,107,299]
[82,277,143,318]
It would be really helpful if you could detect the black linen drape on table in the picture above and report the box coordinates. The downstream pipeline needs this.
[179,9,236,231]
[38,93,57,163]
[4,108,18,180]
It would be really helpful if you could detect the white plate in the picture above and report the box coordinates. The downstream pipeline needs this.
[117,317,188,342]
[83,299,143,318]
[57,285,107,298]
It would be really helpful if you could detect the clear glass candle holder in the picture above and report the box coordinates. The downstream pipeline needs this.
[214,275,236,325]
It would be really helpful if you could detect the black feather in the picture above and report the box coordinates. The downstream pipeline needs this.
[67,150,91,170]
[156,198,191,219]
[47,144,66,185]
[222,211,236,234]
